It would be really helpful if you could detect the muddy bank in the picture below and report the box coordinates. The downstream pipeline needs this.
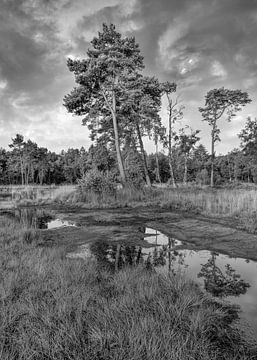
[41,206,257,261]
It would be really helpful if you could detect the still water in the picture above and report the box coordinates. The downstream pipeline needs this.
[67,228,257,334]
[4,208,257,335]
[4,208,76,229]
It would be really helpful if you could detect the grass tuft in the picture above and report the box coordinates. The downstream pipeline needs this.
[0,214,256,359]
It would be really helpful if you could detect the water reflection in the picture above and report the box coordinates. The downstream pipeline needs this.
[198,252,250,298]
[11,208,53,229]
[5,207,75,229]
[90,242,144,271]
[89,235,185,273]
[78,228,252,302]
[84,236,257,331]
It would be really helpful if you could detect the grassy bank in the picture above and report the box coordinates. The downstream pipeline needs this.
[52,184,257,232]
[52,183,257,215]
[3,183,257,233]
[0,185,76,206]
[0,215,256,359]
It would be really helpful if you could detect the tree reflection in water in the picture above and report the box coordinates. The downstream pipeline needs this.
[89,227,185,272]
[198,252,250,297]
[89,241,144,271]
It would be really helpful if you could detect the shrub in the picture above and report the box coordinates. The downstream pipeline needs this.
[78,169,117,196]
[126,168,145,189]
[196,168,209,185]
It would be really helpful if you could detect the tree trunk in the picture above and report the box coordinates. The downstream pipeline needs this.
[20,154,24,185]
[227,157,232,182]
[234,161,238,182]
[135,120,151,187]
[115,244,121,271]
[183,154,188,185]
[210,126,215,187]
[155,139,161,183]
[168,110,176,188]
[111,91,126,185]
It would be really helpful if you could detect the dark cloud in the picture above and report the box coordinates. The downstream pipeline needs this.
[0,0,257,152]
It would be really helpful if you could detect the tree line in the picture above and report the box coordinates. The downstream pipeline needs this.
[1,117,257,186]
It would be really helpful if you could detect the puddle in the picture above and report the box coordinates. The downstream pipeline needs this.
[67,227,257,335]
[6,207,76,229]
[143,228,182,246]
[47,219,77,229]
[3,207,257,336]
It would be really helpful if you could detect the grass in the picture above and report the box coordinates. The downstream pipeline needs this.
[58,184,257,217]
[0,214,256,359]
[4,183,257,218]
[0,185,76,207]
[3,182,257,233]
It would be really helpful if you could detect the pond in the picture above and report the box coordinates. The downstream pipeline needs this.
[67,227,257,335]
[2,207,257,336]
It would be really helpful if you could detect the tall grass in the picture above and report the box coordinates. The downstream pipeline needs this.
[0,185,76,208]
[60,184,257,217]
[0,214,256,359]
[4,183,257,220]
[158,188,257,215]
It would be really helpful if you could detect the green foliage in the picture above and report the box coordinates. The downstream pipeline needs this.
[78,169,116,196]
[199,87,251,186]
[126,168,145,189]
[63,23,146,183]
[199,88,251,143]
[177,127,200,155]
[195,168,209,185]
[239,117,257,158]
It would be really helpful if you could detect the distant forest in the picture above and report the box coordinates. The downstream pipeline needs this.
[0,121,256,186]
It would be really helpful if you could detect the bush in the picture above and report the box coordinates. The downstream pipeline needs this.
[126,168,145,189]
[196,168,209,185]
[78,169,117,196]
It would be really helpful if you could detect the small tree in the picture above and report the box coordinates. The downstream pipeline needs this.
[161,82,184,187]
[238,117,257,157]
[9,134,25,185]
[199,88,251,187]
[177,127,200,184]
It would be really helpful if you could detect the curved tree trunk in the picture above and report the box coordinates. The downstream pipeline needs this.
[111,91,126,185]
[135,120,151,187]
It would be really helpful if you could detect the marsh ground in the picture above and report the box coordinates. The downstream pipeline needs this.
[1,208,257,360]
[42,205,257,261]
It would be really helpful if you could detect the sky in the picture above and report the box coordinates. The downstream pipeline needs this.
[0,0,257,155]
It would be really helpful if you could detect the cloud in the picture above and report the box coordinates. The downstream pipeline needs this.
[0,0,257,155]
[211,61,227,79]
[0,79,7,90]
